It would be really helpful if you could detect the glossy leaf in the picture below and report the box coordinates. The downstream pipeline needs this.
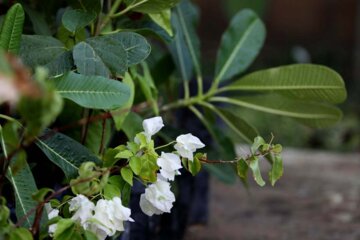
[224,64,347,104]
[53,72,131,110]
[62,9,96,33]
[211,94,343,128]
[0,3,25,54]
[214,9,265,83]
[36,130,101,179]
[149,10,173,36]
[168,0,200,82]
[125,0,180,14]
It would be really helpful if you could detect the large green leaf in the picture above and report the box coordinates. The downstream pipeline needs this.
[106,32,151,66]
[62,9,96,33]
[6,151,38,227]
[223,64,347,104]
[36,130,101,179]
[53,72,131,110]
[214,9,265,84]
[1,124,37,228]
[73,42,110,77]
[0,3,25,54]
[74,32,150,77]
[19,35,71,75]
[125,0,180,14]
[168,0,200,82]
[211,94,343,128]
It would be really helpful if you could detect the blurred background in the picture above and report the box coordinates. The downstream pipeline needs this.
[184,0,360,239]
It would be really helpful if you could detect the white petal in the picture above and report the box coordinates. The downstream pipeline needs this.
[142,116,164,138]
[139,194,162,216]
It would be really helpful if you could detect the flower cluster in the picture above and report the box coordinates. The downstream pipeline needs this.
[136,117,205,216]
[48,116,205,239]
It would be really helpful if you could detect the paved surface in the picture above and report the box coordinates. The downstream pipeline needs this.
[184,148,360,240]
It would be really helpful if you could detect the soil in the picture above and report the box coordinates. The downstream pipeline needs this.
[184,148,360,240]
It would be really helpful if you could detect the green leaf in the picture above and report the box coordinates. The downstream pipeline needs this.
[62,9,96,33]
[0,3,25,54]
[111,72,135,130]
[103,148,120,167]
[107,32,151,66]
[115,150,133,159]
[251,136,266,154]
[122,112,143,140]
[236,159,248,179]
[36,130,101,179]
[73,41,110,77]
[53,72,131,110]
[83,230,99,240]
[211,94,343,128]
[74,32,150,77]
[6,151,38,228]
[168,0,200,82]
[32,188,54,203]
[133,63,159,114]
[188,153,202,176]
[129,156,142,175]
[248,156,265,186]
[78,0,102,14]
[149,10,173,36]
[125,0,180,14]
[19,35,70,75]
[269,155,283,186]
[214,9,265,83]
[224,64,347,104]
[103,183,121,200]
[8,227,33,240]
[53,219,79,240]
[121,167,133,186]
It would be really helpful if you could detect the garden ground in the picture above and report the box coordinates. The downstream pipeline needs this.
[184,148,360,240]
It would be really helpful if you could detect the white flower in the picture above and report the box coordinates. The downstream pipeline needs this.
[45,203,59,236]
[157,152,182,181]
[139,179,175,216]
[90,197,133,240]
[69,194,95,229]
[174,133,205,161]
[143,116,164,140]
